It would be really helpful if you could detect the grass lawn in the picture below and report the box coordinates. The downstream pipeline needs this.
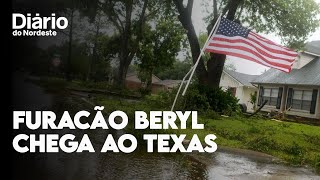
[180,116,320,169]
[96,98,320,173]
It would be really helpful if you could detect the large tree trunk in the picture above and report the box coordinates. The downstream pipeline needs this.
[115,0,148,87]
[173,0,208,84]
[174,0,241,88]
[118,57,131,87]
[186,23,208,84]
[118,61,127,87]
[116,0,133,87]
[146,69,153,93]
[87,22,100,81]
[206,0,241,88]
[117,57,130,87]
[207,53,226,87]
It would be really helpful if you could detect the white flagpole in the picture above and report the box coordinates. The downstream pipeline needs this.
[170,65,195,111]
[182,14,223,96]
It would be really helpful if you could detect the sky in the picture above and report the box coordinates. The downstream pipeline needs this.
[191,0,320,75]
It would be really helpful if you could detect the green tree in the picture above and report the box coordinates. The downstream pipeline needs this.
[54,41,91,80]
[55,0,80,81]
[83,11,112,81]
[90,35,120,81]
[250,91,257,111]
[53,0,100,81]
[198,32,211,62]
[100,0,151,86]
[136,13,185,92]
[155,59,192,80]
[173,0,320,88]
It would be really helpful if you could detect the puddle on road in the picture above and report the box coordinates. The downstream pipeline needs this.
[12,149,319,180]
[207,152,319,180]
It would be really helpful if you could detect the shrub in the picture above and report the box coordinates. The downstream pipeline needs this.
[141,83,240,115]
[183,83,239,114]
[249,92,257,111]
[139,87,151,96]
[284,142,305,156]
[31,77,68,92]
[144,91,173,110]
[200,109,221,120]
[79,81,111,89]
[183,86,210,111]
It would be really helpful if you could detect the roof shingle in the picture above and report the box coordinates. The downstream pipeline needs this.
[305,40,320,55]
[252,57,320,86]
[224,69,259,87]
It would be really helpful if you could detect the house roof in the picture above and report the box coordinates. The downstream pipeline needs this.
[126,72,161,83]
[223,69,259,87]
[156,80,181,85]
[252,57,320,86]
[304,40,320,56]
[155,80,182,88]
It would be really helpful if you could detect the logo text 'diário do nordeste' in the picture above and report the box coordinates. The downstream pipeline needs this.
[12,13,68,37]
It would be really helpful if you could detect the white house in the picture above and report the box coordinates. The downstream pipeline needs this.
[252,41,320,119]
[220,69,258,112]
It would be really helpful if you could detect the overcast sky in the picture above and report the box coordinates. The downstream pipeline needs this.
[191,0,320,75]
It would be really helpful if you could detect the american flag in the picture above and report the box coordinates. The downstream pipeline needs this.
[205,17,298,73]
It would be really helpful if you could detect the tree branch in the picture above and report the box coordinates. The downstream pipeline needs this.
[145,6,161,20]
[237,2,244,19]
[109,16,124,33]
[128,0,149,61]
[173,0,208,83]
[187,0,194,17]
[104,2,124,33]
[173,0,188,28]
[221,0,231,16]
[213,0,218,18]
[218,0,224,12]
[223,0,243,20]
[114,12,124,30]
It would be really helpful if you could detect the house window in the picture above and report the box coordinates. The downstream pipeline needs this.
[291,90,312,111]
[263,88,278,106]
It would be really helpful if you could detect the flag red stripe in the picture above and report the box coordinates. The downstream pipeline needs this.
[211,35,297,58]
[247,34,297,57]
[246,34,297,56]
[205,48,291,72]
[249,32,293,51]
[207,42,293,67]
[208,42,293,65]
[210,37,295,63]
